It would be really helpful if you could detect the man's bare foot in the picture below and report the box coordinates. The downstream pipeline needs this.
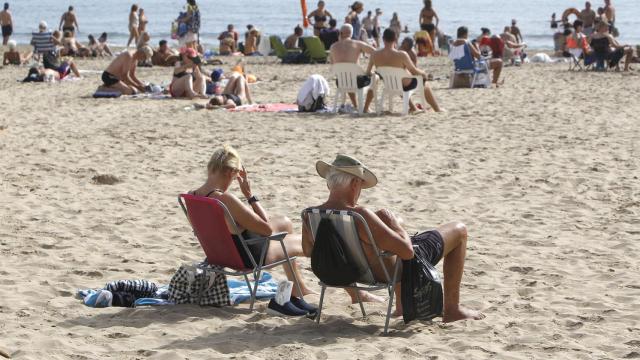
[392,309,403,317]
[300,288,319,296]
[350,290,384,304]
[442,306,486,323]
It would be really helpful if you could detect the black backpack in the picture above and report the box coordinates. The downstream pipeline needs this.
[310,218,367,286]
[401,239,444,323]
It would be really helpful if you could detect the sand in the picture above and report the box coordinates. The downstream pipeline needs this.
[0,51,639,359]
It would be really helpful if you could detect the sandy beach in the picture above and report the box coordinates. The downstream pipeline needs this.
[0,53,639,359]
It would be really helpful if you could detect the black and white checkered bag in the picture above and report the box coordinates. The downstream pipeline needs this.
[167,262,230,306]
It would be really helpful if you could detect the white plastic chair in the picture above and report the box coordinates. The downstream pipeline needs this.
[332,63,375,114]
[375,66,427,115]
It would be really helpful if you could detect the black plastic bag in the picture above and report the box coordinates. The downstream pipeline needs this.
[401,241,444,323]
[311,218,366,286]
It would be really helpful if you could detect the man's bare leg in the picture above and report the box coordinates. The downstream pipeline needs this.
[363,90,374,112]
[490,59,503,86]
[68,61,81,78]
[423,83,442,112]
[437,221,485,322]
[623,48,633,71]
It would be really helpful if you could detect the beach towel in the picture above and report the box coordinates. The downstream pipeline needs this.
[227,103,298,113]
[227,271,279,305]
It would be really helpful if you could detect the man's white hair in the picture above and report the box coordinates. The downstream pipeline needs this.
[326,168,358,190]
[340,24,353,38]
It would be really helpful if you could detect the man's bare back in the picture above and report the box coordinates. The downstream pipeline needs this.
[0,10,11,25]
[62,12,76,28]
[106,51,135,80]
[329,38,373,63]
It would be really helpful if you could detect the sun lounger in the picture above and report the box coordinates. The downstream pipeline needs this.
[301,36,328,64]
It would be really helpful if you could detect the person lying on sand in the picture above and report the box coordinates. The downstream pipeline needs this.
[206,69,253,109]
[3,40,32,65]
[302,154,486,322]
[152,39,179,66]
[169,47,207,99]
[23,60,80,82]
[87,34,113,57]
[97,46,153,95]
[329,23,375,112]
[366,28,442,112]
[60,30,91,57]
[189,145,315,298]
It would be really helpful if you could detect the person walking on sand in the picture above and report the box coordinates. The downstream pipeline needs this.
[127,4,139,47]
[98,46,153,95]
[0,2,13,46]
[59,6,79,35]
[366,28,442,113]
[303,154,486,321]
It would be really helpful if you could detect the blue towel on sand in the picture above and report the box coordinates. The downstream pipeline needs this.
[227,272,279,305]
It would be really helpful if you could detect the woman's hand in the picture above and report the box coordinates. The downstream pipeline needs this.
[237,166,253,199]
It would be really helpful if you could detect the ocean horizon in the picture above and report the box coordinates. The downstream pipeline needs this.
[3,0,639,50]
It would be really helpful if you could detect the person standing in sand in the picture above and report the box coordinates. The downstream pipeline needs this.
[345,1,364,40]
[0,2,13,46]
[189,145,315,299]
[604,0,615,28]
[98,46,153,95]
[419,0,439,46]
[59,6,79,35]
[366,28,442,113]
[579,2,597,36]
[127,4,140,48]
[329,23,375,112]
[138,8,148,36]
[307,1,333,36]
[510,19,523,43]
[302,154,485,321]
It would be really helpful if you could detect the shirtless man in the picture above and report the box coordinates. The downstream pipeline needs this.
[366,28,442,113]
[152,40,179,66]
[604,0,615,27]
[510,19,523,43]
[303,154,485,322]
[0,3,12,45]
[285,25,303,49]
[329,24,376,112]
[579,1,597,36]
[99,46,153,95]
[59,6,79,35]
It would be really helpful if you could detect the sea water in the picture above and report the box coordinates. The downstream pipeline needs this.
[5,0,639,49]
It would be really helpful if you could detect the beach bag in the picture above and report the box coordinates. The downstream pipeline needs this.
[401,235,444,323]
[310,218,366,286]
[167,263,230,306]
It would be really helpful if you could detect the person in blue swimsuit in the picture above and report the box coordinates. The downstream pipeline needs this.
[345,1,364,40]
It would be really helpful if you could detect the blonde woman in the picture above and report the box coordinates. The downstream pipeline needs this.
[189,146,315,299]
[127,4,139,47]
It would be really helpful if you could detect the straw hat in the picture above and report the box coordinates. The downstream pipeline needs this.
[316,154,378,189]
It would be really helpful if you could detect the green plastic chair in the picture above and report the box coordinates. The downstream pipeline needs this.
[301,36,329,63]
[269,35,301,60]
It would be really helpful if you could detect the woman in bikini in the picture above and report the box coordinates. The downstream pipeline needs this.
[138,8,148,35]
[207,68,253,109]
[189,145,315,298]
[307,1,333,36]
[127,4,140,48]
[170,47,207,99]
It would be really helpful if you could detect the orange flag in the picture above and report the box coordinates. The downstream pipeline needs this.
[301,0,309,28]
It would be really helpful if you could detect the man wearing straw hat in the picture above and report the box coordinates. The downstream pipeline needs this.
[302,154,485,322]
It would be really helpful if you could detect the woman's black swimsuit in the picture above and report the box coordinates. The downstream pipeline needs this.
[223,94,242,106]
